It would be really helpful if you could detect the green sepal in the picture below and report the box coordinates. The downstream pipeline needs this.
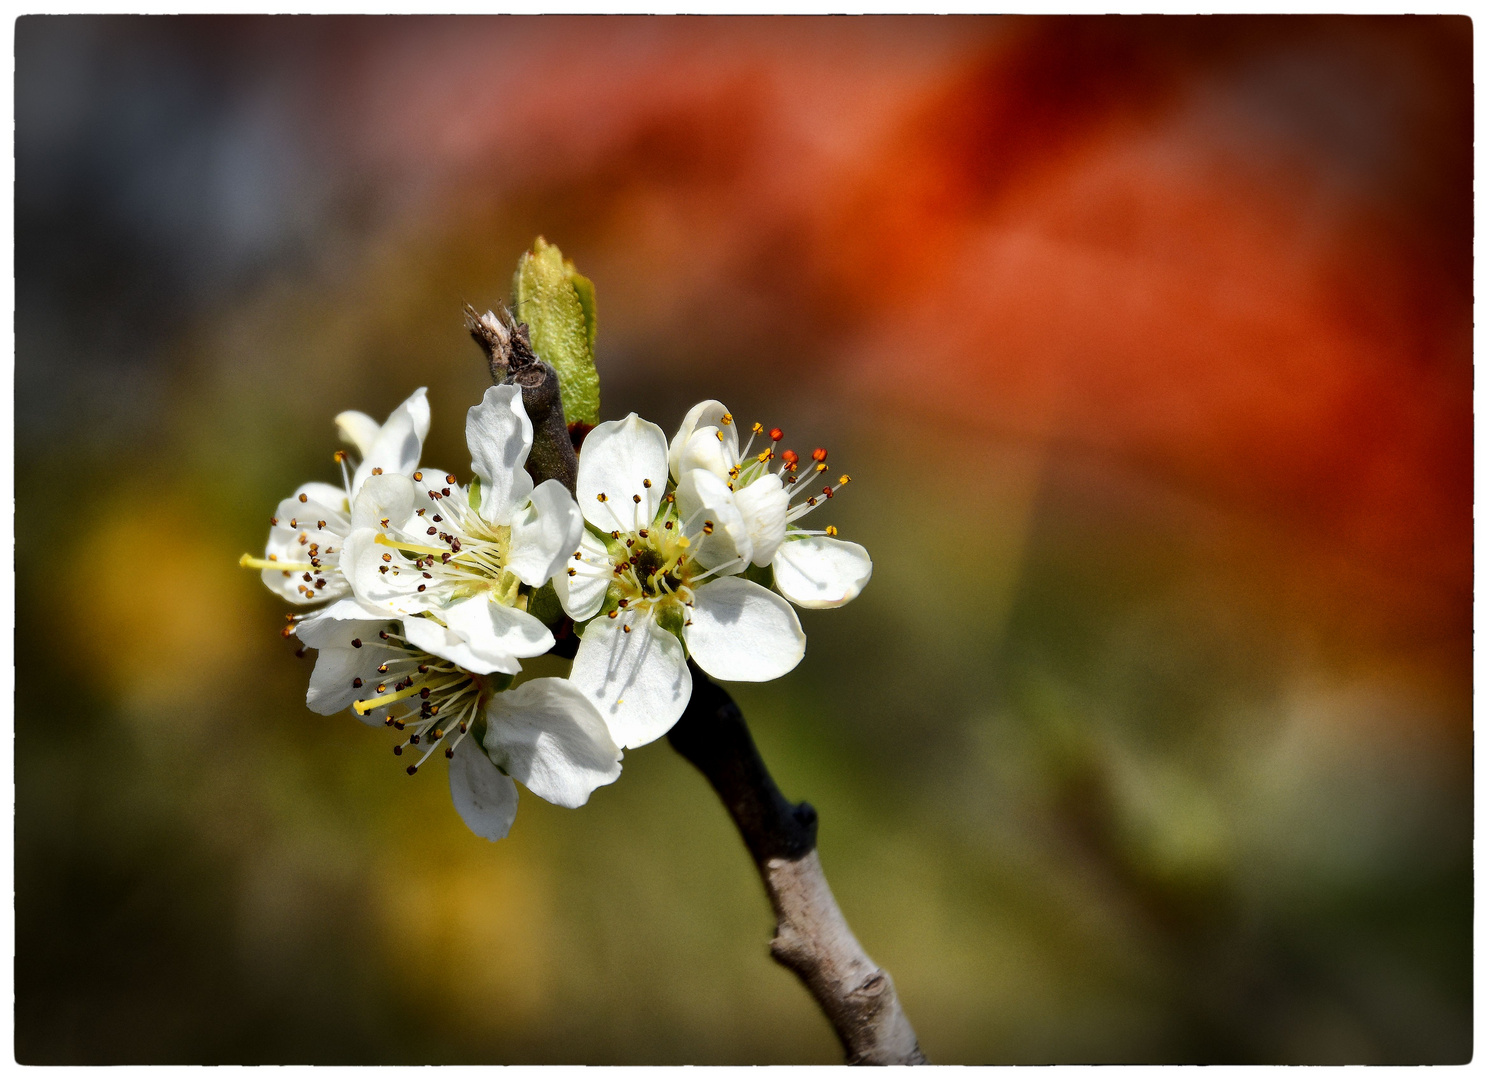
[468,476,483,514]
[512,237,601,428]
[526,581,564,631]
[741,562,775,590]
[655,603,686,638]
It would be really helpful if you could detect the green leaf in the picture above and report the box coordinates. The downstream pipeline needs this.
[512,237,601,428]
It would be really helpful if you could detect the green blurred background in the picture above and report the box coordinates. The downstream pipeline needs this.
[15,15,1471,1063]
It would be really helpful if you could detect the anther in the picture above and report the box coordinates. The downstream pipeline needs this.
[427,527,437,535]
[643,479,652,488]
[393,745,402,756]
[597,493,608,503]
[317,520,326,529]
[432,515,442,522]
[409,733,419,745]
[825,525,839,536]
[379,566,388,574]
[816,462,828,473]
[664,520,674,530]
[441,488,450,496]
[422,572,432,579]
[633,494,641,504]
[413,471,423,481]
[770,427,784,442]
[315,579,326,588]
[608,610,618,619]
[351,638,363,648]
[353,678,363,688]
[382,553,392,563]
[568,568,577,576]
[269,516,279,526]
[839,474,851,485]
[782,449,799,466]
[420,688,431,699]
[380,518,390,528]
[303,573,312,582]
[417,584,426,592]
[417,664,429,673]
[377,663,389,673]
[416,508,426,516]
[298,493,308,503]
[812,448,828,462]
[721,414,733,425]
[445,747,454,758]
[702,521,714,535]
[372,467,383,475]
[639,529,648,538]
[289,519,297,528]
[626,538,635,547]
[611,530,620,539]
[445,474,455,485]
[823,486,834,498]
[622,624,632,634]
[294,646,307,658]
[406,764,418,776]
[379,631,389,639]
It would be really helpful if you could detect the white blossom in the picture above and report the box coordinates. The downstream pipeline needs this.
[241,388,431,606]
[339,384,583,675]
[556,414,807,749]
[669,399,872,610]
[295,601,620,842]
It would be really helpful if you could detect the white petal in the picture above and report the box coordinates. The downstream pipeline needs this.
[668,399,737,482]
[294,598,387,638]
[483,678,622,808]
[442,596,554,662]
[507,479,584,587]
[334,411,381,457]
[772,535,873,610]
[340,528,427,617]
[298,615,400,720]
[685,577,805,682]
[399,612,523,676]
[676,427,737,484]
[261,487,350,605]
[351,387,431,496]
[733,472,790,566]
[350,472,419,532]
[449,735,520,842]
[675,468,751,569]
[576,413,669,532]
[570,609,691,749]
[466,384,535,526]
[554,528,612,622]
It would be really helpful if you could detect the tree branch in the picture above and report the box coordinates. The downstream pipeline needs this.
[668,663,928,1065]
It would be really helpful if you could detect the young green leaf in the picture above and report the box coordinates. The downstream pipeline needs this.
[512,238,601,428]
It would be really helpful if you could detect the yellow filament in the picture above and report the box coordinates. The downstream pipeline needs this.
[240,554,315,571]
[375,532,448,558]
[353,683,423,715]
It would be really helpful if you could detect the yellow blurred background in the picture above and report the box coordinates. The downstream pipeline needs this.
[15,15,1471,1063]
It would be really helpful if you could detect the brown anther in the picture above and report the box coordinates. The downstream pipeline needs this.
[597,493,608,503]
[567,568,577,576]
[639,529,649,538]
[316,520,326,529]
[618,599,629,608]
[417,584,426,592]
[393,745,402,756]
[427,527,437,535]
[376,684,387,694]
[416,508,426,516]
[303,573,312,582]
[304,589,315,598]
[441,488,451,497]
[445,474,456,485]
[382,553,392,563]
[353,678,363,688]
[379,565,388,574]
[702,521,715,535]
[608,610,619,619]
[622,624,632,634]
[633,494,642,504]
[823,487,834,498]
[280,625,294,639]
[380,518,390,528]
[379,630,389,639]
[413,471,423,481]
[664,520,674,529]
[422,572,432,579]
[288,519,297,529]
[298,493,308,503]
[441,553,451,563]
[315,579,326,589]
[807,497,817,506]
[377,662,389,673]
[406,764,418,775]
[409,734,419,745]
[626,538,635,547]
[610,530,620,539]
[371,467,383,475]
[420,687,431,699]
[432,514,442,523]
[643,478,652,488]
[418,664,429,673]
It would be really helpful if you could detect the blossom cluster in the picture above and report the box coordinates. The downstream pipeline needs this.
[244,385,872,840]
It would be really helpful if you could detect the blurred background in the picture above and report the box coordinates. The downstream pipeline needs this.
[15,15,1471,1064]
